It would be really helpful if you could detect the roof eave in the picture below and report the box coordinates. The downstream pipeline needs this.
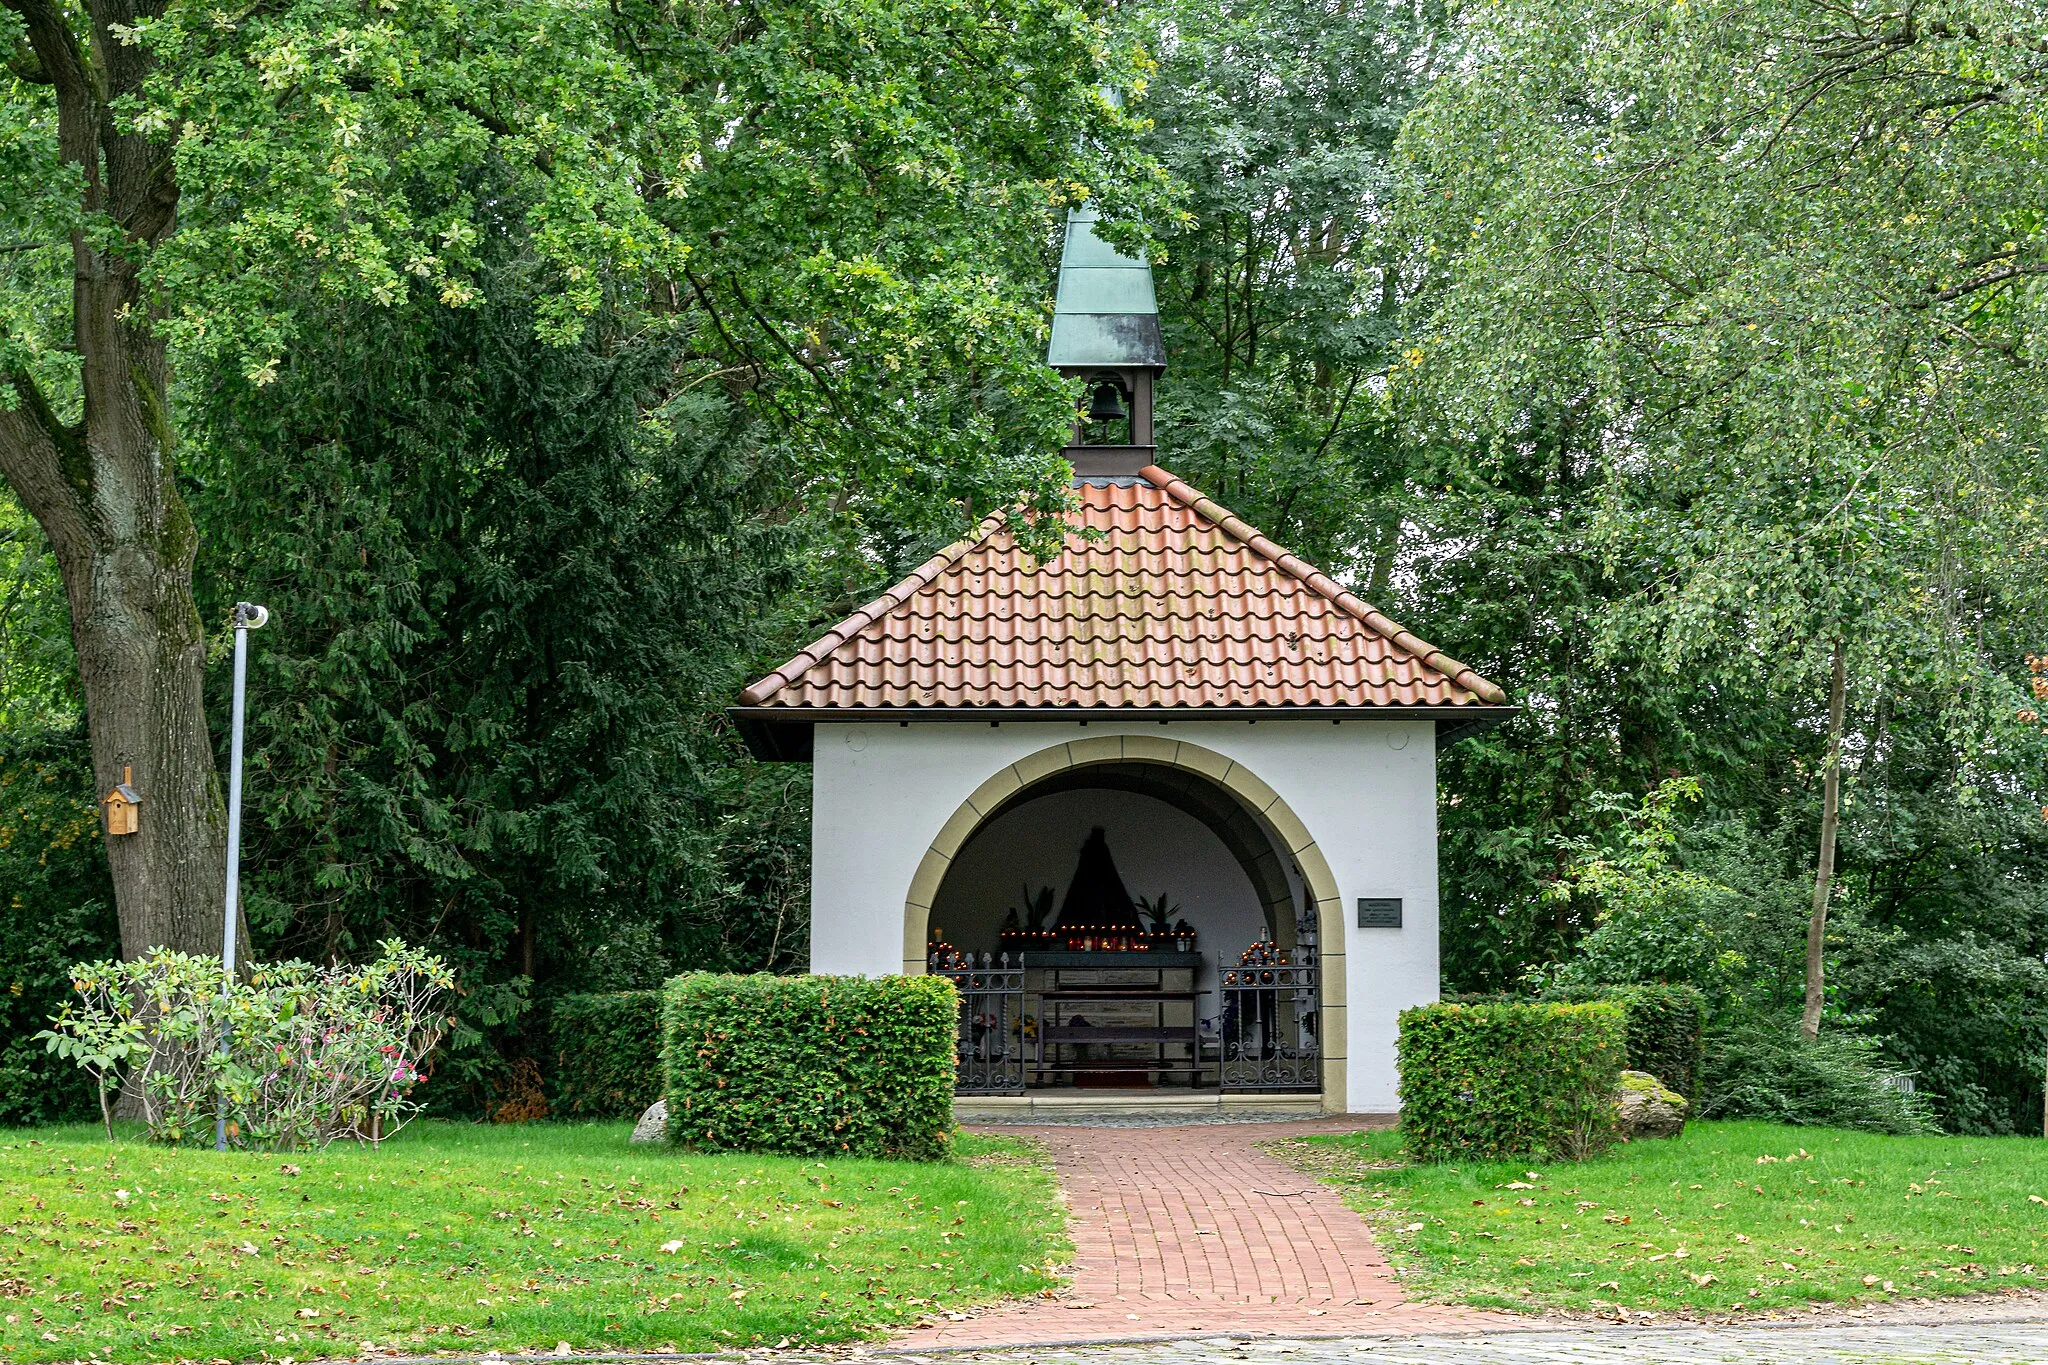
[731,704,1519,763]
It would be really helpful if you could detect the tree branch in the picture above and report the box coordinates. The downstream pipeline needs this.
[1917,261,2048,305]
[0,366,90,554]
[3,0,100,192]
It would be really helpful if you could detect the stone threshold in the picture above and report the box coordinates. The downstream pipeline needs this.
[954,1092,1342,1124]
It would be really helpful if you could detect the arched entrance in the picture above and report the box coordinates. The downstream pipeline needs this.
[899,736,1348,1109]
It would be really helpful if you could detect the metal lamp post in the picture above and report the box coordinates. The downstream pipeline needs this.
[216,602,270,1153]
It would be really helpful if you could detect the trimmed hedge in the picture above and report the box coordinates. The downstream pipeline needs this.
[1398,1001,1627,1162]
[550,990,664,1118]
[661,973,957,1160]
[1447,983,1705,1098]
[1544,984,1704,1099]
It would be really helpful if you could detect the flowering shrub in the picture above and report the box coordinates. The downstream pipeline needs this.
[40,941,453,1149]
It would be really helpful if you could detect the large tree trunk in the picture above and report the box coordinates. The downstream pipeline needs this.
[0,0,243,962]
[1800,640,1847,1041]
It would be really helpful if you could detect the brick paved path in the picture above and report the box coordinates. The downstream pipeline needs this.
[895,1119,1516,1348]
[876,1320,2048,1364]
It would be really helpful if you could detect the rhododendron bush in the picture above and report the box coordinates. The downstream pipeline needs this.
[41,941,453,1149]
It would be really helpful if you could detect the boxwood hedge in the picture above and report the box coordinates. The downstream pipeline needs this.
[550,990,664,1118]
[661,972,957,1160]
[1397,1000,1627,1161]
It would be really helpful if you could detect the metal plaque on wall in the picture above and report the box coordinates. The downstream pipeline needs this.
[1356,897,1403,928]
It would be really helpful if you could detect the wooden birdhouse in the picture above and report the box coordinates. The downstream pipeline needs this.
[102,766,140,837]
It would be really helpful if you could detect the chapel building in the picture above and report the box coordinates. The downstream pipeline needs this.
[734,209,1510,1116]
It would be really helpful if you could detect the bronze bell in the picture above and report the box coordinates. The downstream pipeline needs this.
[1086,380,1128,424]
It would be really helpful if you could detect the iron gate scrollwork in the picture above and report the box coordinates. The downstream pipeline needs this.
[1217,944,1320,1092]
[930,950,1025,1094]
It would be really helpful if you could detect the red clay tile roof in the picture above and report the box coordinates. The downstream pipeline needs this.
[737,464,1506,712]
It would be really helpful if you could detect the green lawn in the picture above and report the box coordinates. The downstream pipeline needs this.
[1282,1120,2048,1317]
[0,1121,1067,1362]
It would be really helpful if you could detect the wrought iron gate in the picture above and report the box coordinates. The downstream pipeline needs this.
[1217,947,1320,1092]
[930,951,1026,1094]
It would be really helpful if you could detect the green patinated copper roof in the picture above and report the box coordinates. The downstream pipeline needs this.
[1047,208,1166,370]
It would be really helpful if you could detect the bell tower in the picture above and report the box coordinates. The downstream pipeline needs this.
[1047,207,1165,479]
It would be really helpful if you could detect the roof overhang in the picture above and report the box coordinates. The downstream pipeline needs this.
[731,704,1517,763]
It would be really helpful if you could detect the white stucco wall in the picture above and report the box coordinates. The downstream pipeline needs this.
[809,718,1442,1113]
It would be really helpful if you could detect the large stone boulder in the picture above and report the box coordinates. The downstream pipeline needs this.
[630,1098,668,1143]
[1615,1070,1688,1139]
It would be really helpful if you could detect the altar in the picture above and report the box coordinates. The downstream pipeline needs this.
[927,821,1321,1096]
[1027,950,1205,1086]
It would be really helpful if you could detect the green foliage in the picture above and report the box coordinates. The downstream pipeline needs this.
[6,0,1151,453]
[1398,0,2048,695]
[1134,891,1181,934]
[3,0,1158,1098]
[0,724,117,1127]
[1698,1017,1936,1136]
[549,990,663,1119]
[1398,0,2048,1096]
[1135,0,1434,582]
[0,498,72,732]
[1526,780,2048,1133]
[1832,924,2048,1136]
[41,943,454,1148]
[1536,780,1741,1000]
[185,277,808,1107]
[1444,985,1706,1105]
[662,973,958,1160]
[1397,1001,1626,1162]
[1014,885,1056,933]
[1541,985,1704,1102]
